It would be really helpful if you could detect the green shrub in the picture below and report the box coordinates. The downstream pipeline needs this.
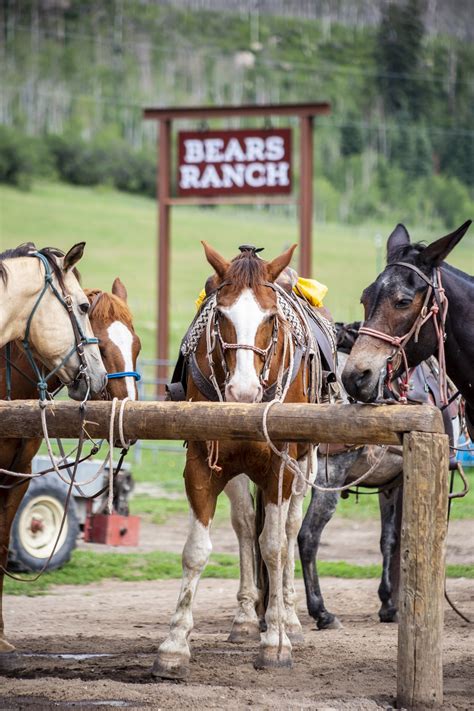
[0,126,38,189]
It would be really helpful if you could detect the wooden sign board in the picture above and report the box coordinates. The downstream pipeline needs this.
[177,128,292,196]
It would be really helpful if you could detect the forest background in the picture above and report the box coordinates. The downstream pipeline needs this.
[1,0,473,229]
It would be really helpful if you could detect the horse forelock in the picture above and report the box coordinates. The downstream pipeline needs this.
[86,289,134,327]
[364,243,431,320]
[225,252,268,293]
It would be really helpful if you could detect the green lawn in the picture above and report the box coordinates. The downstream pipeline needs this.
[2,181,472,358]
[5,549,473,596]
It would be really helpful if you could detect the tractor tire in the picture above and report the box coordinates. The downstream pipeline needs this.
[9,476,79,572]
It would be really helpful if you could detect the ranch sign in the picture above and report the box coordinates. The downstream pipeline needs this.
[177,128,292,196]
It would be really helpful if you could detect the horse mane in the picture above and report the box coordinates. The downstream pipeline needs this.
[0,243,78,289]
[85,289,134,326]
[226,252,267,290]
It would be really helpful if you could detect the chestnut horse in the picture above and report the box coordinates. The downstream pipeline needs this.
[0,277,141,653]
[342,221,473,422]
[153,242,334,678]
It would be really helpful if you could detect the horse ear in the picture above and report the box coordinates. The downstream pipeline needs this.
[421,220,472,267]
[201,241,229,279]
[64,242,85,271]
[386,224,410,263]
[112,277,128,302]
[267,244,297,282]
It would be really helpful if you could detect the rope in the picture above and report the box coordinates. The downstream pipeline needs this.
[0,407,87,582]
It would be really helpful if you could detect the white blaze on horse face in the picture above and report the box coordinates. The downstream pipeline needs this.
[221,288,269,403]
[107,321,137,400]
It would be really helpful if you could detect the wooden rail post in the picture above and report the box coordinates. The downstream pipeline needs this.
[397,431,449,709]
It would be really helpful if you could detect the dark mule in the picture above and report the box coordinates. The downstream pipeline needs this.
[342,221,473,423]
[0,278,141,653]
[153,243,335,678]
[298,338,460,630]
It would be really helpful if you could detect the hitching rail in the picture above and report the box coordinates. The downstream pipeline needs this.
[0,400,449,710]
[0,400,443,443]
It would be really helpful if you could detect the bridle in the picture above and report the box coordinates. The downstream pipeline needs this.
[87,291,141,385]
[358,261,449,404]
[181,278,319,404]
[215,297,280,388]
[3,251,100,402]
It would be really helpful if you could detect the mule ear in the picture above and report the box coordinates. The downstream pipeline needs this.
[386,224,410,263]
[421,220,472,267]
[64,242,85,271]
[267,244,297,282]
[112,277,128,302]
[202,241,229,279]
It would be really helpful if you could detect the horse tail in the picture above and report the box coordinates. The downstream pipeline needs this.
[254,485,269,619]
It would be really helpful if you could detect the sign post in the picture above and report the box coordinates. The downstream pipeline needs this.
[144,102,331,396]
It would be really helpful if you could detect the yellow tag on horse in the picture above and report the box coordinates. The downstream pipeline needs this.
[293,277,328,308]
[195,277,327,311]
[196,289,207,310]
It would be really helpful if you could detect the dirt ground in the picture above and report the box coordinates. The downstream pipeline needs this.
[2,510,473,710]
[1,573,472,710]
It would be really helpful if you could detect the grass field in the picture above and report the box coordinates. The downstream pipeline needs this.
[2,181,473,358]
[5,549,473,596]
[1,180,473,588]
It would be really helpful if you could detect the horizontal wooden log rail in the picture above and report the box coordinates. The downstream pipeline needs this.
[0,400,444,443]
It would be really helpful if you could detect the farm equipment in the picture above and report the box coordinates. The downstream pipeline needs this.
[8,455,139,572]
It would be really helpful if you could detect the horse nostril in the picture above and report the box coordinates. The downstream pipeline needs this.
[355,369,372,388]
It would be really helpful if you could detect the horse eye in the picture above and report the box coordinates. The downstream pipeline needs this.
[395,298,412,309]
[79,302,90,314]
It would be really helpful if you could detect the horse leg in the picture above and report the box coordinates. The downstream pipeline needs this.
[152,447,218,680]
[282,449,317,644]
[0,482,29,652]
[254,490,292,669]
[297,453,346,631]
[378,485,402,623]
[225,474,260,643]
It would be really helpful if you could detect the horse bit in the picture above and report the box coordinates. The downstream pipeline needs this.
[358,261,449,404]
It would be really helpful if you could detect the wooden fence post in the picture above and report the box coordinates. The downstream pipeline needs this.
[397,431,449,709]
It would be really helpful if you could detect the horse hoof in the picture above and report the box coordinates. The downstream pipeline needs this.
[151,652,189,681]
[0,638,16,653]
[254,647,292,670]
[286,627,304,645]
[379,609,399,624]
[317,615,343,631]
[227,621,261,643]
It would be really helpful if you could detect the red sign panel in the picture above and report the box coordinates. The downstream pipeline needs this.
[177,128,292,196]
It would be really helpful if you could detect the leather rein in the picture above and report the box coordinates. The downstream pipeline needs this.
[358,262,449,405]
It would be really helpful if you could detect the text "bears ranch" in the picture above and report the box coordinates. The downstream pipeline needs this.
[177,128,292,196]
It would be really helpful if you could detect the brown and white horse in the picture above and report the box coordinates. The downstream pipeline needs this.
[0,277,141,653]
[153,242,325,678]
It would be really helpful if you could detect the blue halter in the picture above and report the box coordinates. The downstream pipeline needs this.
[107,371,141,381]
